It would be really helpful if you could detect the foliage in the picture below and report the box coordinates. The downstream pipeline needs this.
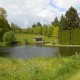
[59,7,80,44]
[3,31,16,42]
[32,26,42,35]
[52,27,59,44]
[0,28,2,32]
[32,23,36,28]
[59,15,68,30]
[22,22,53,37]
[37,22,42,27]
[42,25,48,36]
[65,6,79,29]
[47,25,54,37]
[0,7,7,19]
[0,7,10,41]
[59,29,80,45]
[11,23,22,33]
[51,17,59,27]
[25,27,32,34]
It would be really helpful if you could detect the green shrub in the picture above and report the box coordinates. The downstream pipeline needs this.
[3,31,16,42]
[59,29,80,45]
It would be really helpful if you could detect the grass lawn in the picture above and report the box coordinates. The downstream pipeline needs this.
[0,34,53,46]
[15,34,53,44]
[0,42,6,46]
[0,55,80,80]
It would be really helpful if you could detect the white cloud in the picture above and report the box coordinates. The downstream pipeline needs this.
[52,0,80,9]
[0,0,80,28]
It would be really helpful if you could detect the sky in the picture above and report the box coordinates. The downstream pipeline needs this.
[0,0,80,28]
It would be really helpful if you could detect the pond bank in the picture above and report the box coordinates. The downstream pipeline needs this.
[0,55,80,80]
[52,44,80,47]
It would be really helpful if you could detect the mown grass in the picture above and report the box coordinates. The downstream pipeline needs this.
[0,55,80,80]
[0,42,6,46]
[15,34,53,43]
[0,34,53,46]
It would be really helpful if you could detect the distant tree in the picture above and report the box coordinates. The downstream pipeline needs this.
[65,6,79,29]
[52,27,59,44]
[11,23,22,33]
[47,25,54,37]
[37,22,42,27]
[51,17,59,27]
[32,26,42,35]
[22,28,28,34]
[59,15,68,30]
[26,27,32,34]
[42,25,48,36]
[32,23,36,28]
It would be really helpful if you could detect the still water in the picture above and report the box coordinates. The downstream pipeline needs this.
[0,45,80,58]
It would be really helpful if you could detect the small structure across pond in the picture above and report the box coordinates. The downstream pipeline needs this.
[34,37,44,45]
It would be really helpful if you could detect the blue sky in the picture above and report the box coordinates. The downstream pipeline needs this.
[0,0,80,28]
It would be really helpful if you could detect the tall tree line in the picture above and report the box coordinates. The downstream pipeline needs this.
[59,7,80,31]
[59,7,80,44]
[0,7,10,41]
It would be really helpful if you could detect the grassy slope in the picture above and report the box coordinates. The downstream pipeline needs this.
[15,34,53,43]
[0,34,53,46]
[0,55,80,80]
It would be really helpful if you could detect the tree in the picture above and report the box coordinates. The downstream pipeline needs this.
[52,27,59,44]
[51,17,59,27]
[0,7,7,19]
[59,15,68,30]
[47,25,54,37]
[42,25,48,36]
[0,17,10,41]
[32,26,42,35]
[11,23,22,33]
[3,31,16,42]
[0,7,10,41]
[65,6,79,29]
[26,27,32,34]
[32,23,36,28]
[65,7,79,44]
[37,22,42,27]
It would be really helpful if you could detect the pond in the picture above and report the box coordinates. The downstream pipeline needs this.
[0,45,80,59]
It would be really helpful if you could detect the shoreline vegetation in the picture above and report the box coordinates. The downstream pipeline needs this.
[1,41,80,47]
[1,33,80,47]
[0,55,80,80]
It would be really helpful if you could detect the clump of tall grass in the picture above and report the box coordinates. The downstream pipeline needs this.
[0,55,80,80]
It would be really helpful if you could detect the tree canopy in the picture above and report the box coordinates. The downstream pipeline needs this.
[51,17,59,27]
[0,7,10,41]
[65,6,79,29]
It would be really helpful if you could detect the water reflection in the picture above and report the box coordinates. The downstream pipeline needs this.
[0,47,11,57]
[0,46,59,58]
[0,46,80,58]
[59,46,80,56]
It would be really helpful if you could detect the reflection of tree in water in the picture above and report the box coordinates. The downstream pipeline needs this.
[0,48,10,57]
[59,47,80,57]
